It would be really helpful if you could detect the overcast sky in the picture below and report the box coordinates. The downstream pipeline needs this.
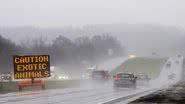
[0,0,185,28]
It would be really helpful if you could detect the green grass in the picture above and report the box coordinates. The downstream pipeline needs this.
[111,57,167,79]
[0,82,18,93]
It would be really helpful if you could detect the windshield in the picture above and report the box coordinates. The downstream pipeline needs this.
[0,0,184,104]
[117,73,134,78]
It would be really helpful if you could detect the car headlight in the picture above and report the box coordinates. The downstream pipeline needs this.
[58,76,62,80]
[129,55,136,58]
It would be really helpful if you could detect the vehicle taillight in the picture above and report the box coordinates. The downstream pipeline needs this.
[114,77,121,80]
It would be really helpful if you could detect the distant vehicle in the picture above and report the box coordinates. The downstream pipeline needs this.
[91,70,109,82]
[0,72,12,82]
[113,72,137,89]
[135,74,150,86]
[177,54,182,58]
[49,73,69,80]
[81,69,93,79]
[82,73,91,79]
[168,73,176,80]
[166,61,172,68]
[175,60,179,65]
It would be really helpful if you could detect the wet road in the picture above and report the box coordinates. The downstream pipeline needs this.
[0,85,154,104]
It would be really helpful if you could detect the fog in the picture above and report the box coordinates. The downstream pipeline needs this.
[0,0,185,28]
[0,1,185,102]
[0,24,184,57]
[0,0,185,57]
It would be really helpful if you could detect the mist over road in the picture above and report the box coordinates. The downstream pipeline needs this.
[0,56,183,104]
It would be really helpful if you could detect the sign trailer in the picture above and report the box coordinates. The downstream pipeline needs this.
[13,55,50,91]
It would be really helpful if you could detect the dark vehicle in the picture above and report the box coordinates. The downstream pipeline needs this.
[91,70,109,81]
[113,73,137,89]
[166,61,171,68]
[175,60,179,65]
[177,54,182,58]
[136,74,150,86]
[168,73,176,80]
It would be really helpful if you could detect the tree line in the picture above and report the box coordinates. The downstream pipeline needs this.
[0,34,125,72]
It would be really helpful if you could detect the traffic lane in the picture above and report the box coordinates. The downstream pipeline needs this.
[0,87,100,104]
[13,88,142,104]
[45,88,134,104]
[0,85,148,104]
[0,73,154,104]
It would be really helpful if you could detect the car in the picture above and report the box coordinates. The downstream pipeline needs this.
[91,70,110,82]
[113,72,137,89]
[135,74,150,86]
[166,61,172,68]
[177,54,182,58]
[168,73,176,80]
[175,60,179,65]
[0,72,13,82]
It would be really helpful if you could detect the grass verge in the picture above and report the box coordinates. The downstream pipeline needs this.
[110,57,167,79]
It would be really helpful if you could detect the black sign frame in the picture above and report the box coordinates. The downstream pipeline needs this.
[13,55,50,79]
